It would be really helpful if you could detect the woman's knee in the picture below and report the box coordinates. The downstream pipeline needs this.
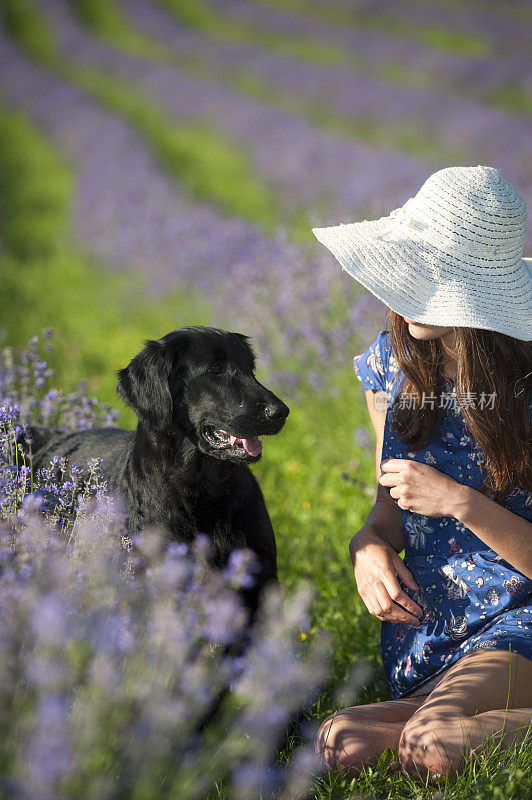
[315,712,350,769]
[315,703,408,772]
[315,708,381,772]
[397,716,455,780]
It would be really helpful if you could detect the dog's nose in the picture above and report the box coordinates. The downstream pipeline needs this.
[264,401,289,421]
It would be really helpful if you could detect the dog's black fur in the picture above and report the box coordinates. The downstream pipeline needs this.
[31,326,289,611]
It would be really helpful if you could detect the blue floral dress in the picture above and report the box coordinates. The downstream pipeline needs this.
[353,330,532,699]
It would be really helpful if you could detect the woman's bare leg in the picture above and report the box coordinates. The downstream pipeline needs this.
[315,695,428,774]
[399,707,532,780]
[397,649,532,781]
[316,650,532,779]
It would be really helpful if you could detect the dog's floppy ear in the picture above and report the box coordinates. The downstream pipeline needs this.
[233,331,256,367]
[116,339,173,431]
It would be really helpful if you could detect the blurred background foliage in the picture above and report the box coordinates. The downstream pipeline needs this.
[1,1,531,795]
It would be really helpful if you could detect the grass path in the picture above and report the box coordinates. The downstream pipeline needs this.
[62,0,532,230]
[10,0,532,244]
[157,0,485,67]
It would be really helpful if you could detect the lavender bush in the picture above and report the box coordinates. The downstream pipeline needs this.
[190,0,532,103]
[0,334,117,528]
[125,0,532,196]
[0,332,119,432]
[0,507,329,799]
[0,335,331,799]
[33,0,432,222]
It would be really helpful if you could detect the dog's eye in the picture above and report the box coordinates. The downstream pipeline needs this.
[208,362,224,375]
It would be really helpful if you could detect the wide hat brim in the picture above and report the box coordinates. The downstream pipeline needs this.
[313,214,532,341]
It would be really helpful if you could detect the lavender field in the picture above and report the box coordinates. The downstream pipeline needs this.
[1,1,532,797]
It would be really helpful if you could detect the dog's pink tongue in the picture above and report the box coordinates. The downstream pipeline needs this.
[228,435,263,456]
[243,437,263,457]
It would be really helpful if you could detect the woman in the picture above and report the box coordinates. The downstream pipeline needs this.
[312,166,532,780]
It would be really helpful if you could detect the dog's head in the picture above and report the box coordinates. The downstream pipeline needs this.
[116,326,289,463]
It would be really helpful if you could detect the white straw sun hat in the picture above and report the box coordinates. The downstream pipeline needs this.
[312,165,532,341]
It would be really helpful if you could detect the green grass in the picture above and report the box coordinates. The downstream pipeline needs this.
[5,0,464,249]
[25,0,529,135]
[294,729,532,800]
[6,0,526,226]
[408,0,532,25]
[73,69,293,234]
[71,0,169,58]
[230,70,466,163]
[485,85,532,117]
[0,24,382,686]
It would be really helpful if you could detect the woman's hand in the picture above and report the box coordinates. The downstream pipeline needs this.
[378,458,466,518]
[350,528,424,626]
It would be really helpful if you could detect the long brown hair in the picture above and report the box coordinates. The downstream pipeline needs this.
[385,309,532,504]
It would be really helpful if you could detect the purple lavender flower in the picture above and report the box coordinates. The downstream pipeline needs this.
[0,500,332,797]
[1,337,117,530]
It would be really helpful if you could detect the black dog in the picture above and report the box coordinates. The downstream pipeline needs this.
[31,326,289,610]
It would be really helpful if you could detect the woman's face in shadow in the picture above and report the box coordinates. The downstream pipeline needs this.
[402,316,455,343]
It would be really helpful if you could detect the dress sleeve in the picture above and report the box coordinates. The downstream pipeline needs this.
[353,330,390,392]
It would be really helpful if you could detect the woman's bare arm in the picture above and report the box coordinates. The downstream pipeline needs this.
[363,484,405,554]
[356,388,404,551]
[454,485,532,579]
[349,389,423,625]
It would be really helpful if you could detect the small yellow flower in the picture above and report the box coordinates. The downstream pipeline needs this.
[302,501,311,510]
[300,632,307,640]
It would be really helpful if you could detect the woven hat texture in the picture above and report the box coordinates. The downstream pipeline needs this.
[312,166,532,341]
